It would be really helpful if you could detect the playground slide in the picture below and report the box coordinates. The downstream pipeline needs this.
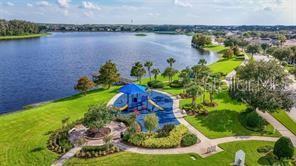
[114,104,128,111]
[148,99,164,111]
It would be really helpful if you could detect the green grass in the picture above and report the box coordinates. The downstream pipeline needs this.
[272,110,296,135]
[209,58,243,75]
[204,45,227,54]
[0,33,48,40]
[0,87,118,166]
[65,141,278,166]
[182,91,280,138]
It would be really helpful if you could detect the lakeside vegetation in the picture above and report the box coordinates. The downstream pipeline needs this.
[0,33,48,40]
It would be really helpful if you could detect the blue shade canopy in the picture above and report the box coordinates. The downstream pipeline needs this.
[119,83,146,95]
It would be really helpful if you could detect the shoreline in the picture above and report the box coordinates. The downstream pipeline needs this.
[0,44,226,116]
[0,33,49,41]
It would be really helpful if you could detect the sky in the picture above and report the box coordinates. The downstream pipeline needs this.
[0,0,295,25]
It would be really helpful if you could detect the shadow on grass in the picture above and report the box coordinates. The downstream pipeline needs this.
[194,109,251,134]
[214,91,243,106]
[30,147,44,153]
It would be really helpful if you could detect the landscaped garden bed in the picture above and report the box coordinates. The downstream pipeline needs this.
[75,144,121,158]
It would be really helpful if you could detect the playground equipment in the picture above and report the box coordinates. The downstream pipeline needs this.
[113,83,164,111]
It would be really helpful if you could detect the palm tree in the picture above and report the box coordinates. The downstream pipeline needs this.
[206,74,221,104]
[167,57,176,68]
[130,62,146,83]
[186,84,202,107]
[261,43,270,56]
[144,61,153,81]
[198,59,207,66]
[179,68,192,93]
[162,67,177,83]
[151,68,160,80]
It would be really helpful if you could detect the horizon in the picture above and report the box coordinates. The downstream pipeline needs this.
[0,0,295,25]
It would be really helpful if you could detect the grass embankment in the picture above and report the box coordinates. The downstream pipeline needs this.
[66,141,279,166]
[0,87,118,165]
[182,91,280,138]
[0,33,48,40]
[272,111,296,135]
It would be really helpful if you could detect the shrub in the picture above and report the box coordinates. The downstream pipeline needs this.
[274,137,294,159]
[245,111,264,129]
[181,133,198,147]
[157,124,175,138]
[223,48,234,59]
[257,145,273,153]
[144,114,159,132]
[115,113,137,126]
[128,133,147,146]
[142,125,188,148]
[169,80,183,88]
[75,144,121,158]
[147,80,164,88]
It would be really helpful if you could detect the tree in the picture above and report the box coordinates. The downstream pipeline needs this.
[230,60,293,112]
[74,76,95,95]
[144,114,158,133]
[191,33,212,47]
[277,34,287,47]
[151,68,161,80]
[232,46,240,56]
[223,37,239,47]
[167,57,176,68]
[83,104,115,129]
[246,44,261,57]
[206,74,221,104]
[223,48,234,59]
[93,60,120,89]
[130,62,146,83]
[162,67,177,83]
[238,39,249,51]
[179,68,192,93]
[261,43,270,56]
[273,137,294,159]
[186,84,202,107]
[198,59,207,66]
[144,61,153,81]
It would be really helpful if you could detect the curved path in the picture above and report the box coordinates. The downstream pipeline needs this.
[108,90,279,158]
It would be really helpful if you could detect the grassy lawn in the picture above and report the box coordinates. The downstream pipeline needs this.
[204,45,227,54]
[182,91,280,138]
[0,87,118,166]
[209,58,243,75]
[272,110,296,135]
[65,141,277,166]
[0,33,48,40]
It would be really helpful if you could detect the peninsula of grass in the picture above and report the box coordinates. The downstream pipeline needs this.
[209,58,243,75]
[272,110,296,135]
[0,33,48,40]
[135,33,147,36]
[66,141,283,166]
[182,91,280,139]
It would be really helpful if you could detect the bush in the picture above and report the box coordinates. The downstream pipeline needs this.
[76,144,121,158]
[144,114,159,132]
[147,80,164,88]
[169,80,183,88]
[128,125,188,148]
[181,103,208,116]
[157,124,175,138]
[274,137,294,159]
[181,133,198,147]
[257,145,273,153]
[245,111,264,128]
[240,110,265,131]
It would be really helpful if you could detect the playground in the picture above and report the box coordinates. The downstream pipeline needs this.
[112,83,179,131]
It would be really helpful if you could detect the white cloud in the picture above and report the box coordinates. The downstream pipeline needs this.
[57,0,71,8]
[174,0,192,8]
[80,1,101,11]
[36,1,51,7]
[148,12,160,17]
[27,3,33,7]
[6,2,14,6]
[83,11,94,17]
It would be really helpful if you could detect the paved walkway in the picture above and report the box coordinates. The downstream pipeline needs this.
[51,147,81,166]
[256,110,296,146]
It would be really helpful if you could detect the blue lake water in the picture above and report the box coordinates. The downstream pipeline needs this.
[0,32,219,114]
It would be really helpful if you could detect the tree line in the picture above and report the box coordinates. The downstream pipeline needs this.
[0,19,40,36]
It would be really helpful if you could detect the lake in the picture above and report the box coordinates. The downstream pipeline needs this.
[0,32,219,114]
